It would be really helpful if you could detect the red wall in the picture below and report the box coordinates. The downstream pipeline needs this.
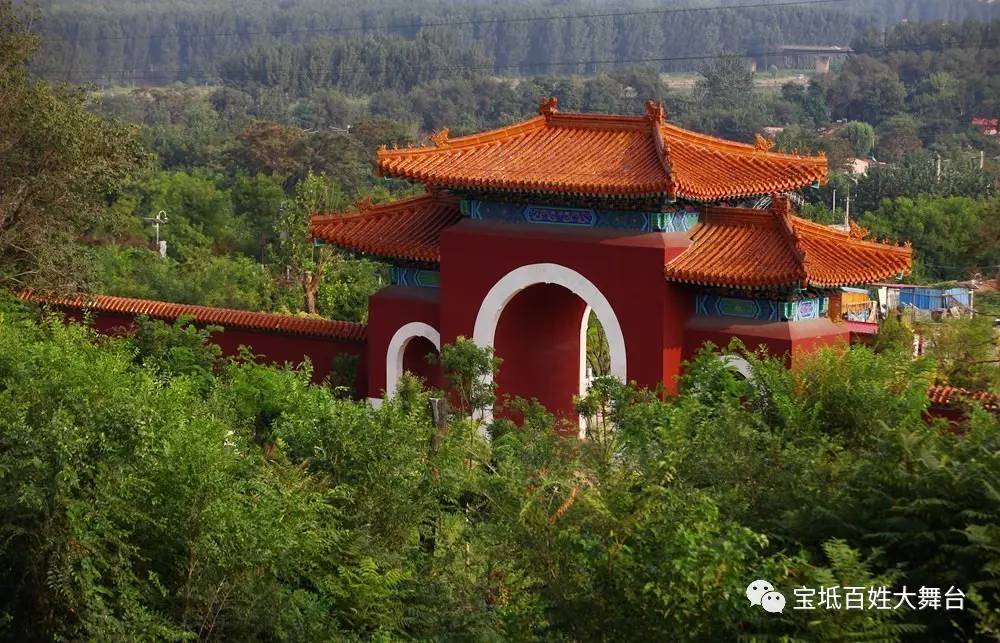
[366,286,442,398]
[682,316,850,366]
[402,335,443,390]
[438,219,694,416]
[58,309,368,394]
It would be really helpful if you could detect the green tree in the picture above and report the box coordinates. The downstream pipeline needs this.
[911,71,963,140]
[438,337,501,420]
[236,120,305,177]
[690,54,767,141]
[917,315,1000,391]
[694,54,756,113]
[775,124,821,155]
[137,170,245,260]
[828,56,906,124]
[271,172,349,314]
[88,245,276,311]
[780,79,830,127]
[843,120,876,157]
[877,114,923,162]
[0,309,411,639]
[231,172,285,257]
[315,257,388,322]
[2,299,998,640]
[859,196,999,281]
[0,2,146,291]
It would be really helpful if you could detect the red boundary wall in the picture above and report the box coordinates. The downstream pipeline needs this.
[18,293,368,395]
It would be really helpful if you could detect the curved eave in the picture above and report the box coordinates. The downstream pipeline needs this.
[309,192,461,266]
[409,179,674,200]
[315,241,441,268]
[373,176,830,203]
[664,264,912,291]
[672,173,828,202]
[310,232,442,265]
[663,272,806,290]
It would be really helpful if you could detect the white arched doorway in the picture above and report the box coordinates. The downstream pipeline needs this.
[472,263,627,418]
[385,321,441,398]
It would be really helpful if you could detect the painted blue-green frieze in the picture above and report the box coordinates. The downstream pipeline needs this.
[781,297,828,321]
[461,199,699,233]
[392,266,440,288]
[696,294,828,322]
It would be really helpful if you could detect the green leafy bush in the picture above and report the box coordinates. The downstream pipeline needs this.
[1,311,998,640]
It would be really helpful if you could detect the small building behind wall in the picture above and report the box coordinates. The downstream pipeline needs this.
[874,283,974,315]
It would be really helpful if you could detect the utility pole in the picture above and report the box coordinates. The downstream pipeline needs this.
[143,210,169,258]
[846,175,858,226]
[832,188,836,216]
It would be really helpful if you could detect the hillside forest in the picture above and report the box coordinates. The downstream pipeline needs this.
[31,0,1000,85]
[4,3,999,318]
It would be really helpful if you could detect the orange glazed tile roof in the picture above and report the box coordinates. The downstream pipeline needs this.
[17,291,367,341]
[928,385,1000,412]
[309,192,462,264]
[376,98,828,201]
[664,198,912,289]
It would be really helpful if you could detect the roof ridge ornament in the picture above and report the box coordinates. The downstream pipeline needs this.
[354,195,375,212]
[539,96,558,117]
[645,99,667,124]
[430,128,450,147]
[848,220,869,240]
[770,193,792,219]
[754,133,774,153]
[770,193,810,284]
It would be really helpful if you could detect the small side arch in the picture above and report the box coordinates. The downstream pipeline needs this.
[385,321,441,398]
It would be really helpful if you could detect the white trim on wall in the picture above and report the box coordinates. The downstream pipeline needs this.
[578,305,593,439]
[473,263,626,379]
[385,321,441,398]
[579,305,592,398]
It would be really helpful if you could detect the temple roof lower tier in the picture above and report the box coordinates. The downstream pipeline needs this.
[309,192,462,264]
[310,193,912,291]
[663,200,913,290]
[376,98,828,202]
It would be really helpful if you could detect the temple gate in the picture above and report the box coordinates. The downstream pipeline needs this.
[310,98,912,426]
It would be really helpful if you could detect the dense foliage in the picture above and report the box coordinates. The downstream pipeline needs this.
[860,196,1000,282]
[0,2,146,291]
[1,295,998,640]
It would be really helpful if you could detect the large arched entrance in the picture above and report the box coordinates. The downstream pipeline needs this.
[472,263,627,425]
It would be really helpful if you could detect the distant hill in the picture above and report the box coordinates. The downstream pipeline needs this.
[29,0,1000,86]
